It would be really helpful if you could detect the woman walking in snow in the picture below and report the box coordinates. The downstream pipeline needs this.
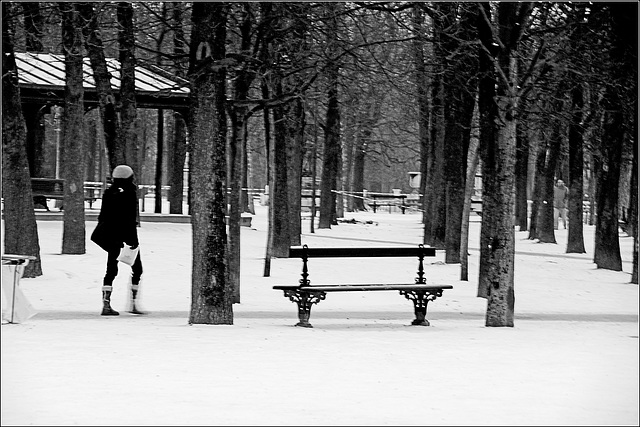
[91,165,145,316]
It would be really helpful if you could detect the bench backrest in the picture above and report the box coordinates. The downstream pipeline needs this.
[289,245,435,258]
[289,244,435,286]
[31,178,64,195]
[31,179,106,200]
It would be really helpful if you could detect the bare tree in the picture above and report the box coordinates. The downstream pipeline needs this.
[593,3,636,272]
[22,2,44,52]
[187,2,233,325]
[477,2,534,327]
[60,1,87,255]
[537,84,565,244]
[2,2,42,277]
[22,2,47,179]
[117,2,139,174]
[527,140,547,242]
[422,5,446,249]
[318,3,342,229]
[167,2,188,215]
[564,3,589,254]
[227,3,256,301]
[440,4,478,263]
[566,79,587,253]
[78,3,123,171]
[412,4,431,224]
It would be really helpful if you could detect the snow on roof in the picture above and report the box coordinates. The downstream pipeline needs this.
[15,52,189,96]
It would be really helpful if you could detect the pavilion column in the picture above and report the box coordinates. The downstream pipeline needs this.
[23,103,48,178]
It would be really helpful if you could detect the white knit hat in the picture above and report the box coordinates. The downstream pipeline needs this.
[112,165,134,179]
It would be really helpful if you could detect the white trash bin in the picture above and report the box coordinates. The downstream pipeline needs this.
[2,255,37,324]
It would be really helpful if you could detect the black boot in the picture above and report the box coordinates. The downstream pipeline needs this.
[128,281,147,315]
[101,286,119,316]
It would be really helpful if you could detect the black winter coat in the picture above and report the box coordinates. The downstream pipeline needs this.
[91,178,139,252]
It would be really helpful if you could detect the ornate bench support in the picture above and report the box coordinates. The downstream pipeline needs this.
[281,289,326,328]
[399,289,444,326]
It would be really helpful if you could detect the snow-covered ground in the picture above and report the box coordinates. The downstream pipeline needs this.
[2,205,638,426]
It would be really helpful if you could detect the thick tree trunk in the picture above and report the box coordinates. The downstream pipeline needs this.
[593,3,635,272]
[537,122,560,244]
[188,3,233,324]
[286,98,304,246]
[567,83,586,253]
[318,4,341,229]
[228,107,245,302]
[538,85,566,244]
[484,102,517,327]
[271,98,291,256]
[425,67,446,249]
[60,3,87,255]
[425,3,452,249]
[2,2,42,277]
[318,75,341,228]
[477,2,531,325]
[476,2,498,299]
[528,143,547,241]
[594,84,623,271]
[444,98,474,263]
[443,110,467,263]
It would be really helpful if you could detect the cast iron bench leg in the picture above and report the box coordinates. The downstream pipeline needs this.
[400,289,443,326]
[282,289,326,328]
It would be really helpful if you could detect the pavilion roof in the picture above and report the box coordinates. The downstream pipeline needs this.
[15,52,190,110]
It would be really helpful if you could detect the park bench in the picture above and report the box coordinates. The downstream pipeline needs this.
[366,193,408,213]
[31,178,104,210]
[83,181,105,208]
[273,244,453,328]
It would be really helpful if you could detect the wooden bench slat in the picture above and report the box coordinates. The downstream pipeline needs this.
[274,284,452,292]
[288,246,436,258]
[304,285,449,292]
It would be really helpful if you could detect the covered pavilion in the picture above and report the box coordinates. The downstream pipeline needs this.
[15,51,190,182]
[16,51,189,110]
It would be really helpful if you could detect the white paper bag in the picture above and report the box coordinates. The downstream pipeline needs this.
[2,264,37,324]
[117,245,139,266]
